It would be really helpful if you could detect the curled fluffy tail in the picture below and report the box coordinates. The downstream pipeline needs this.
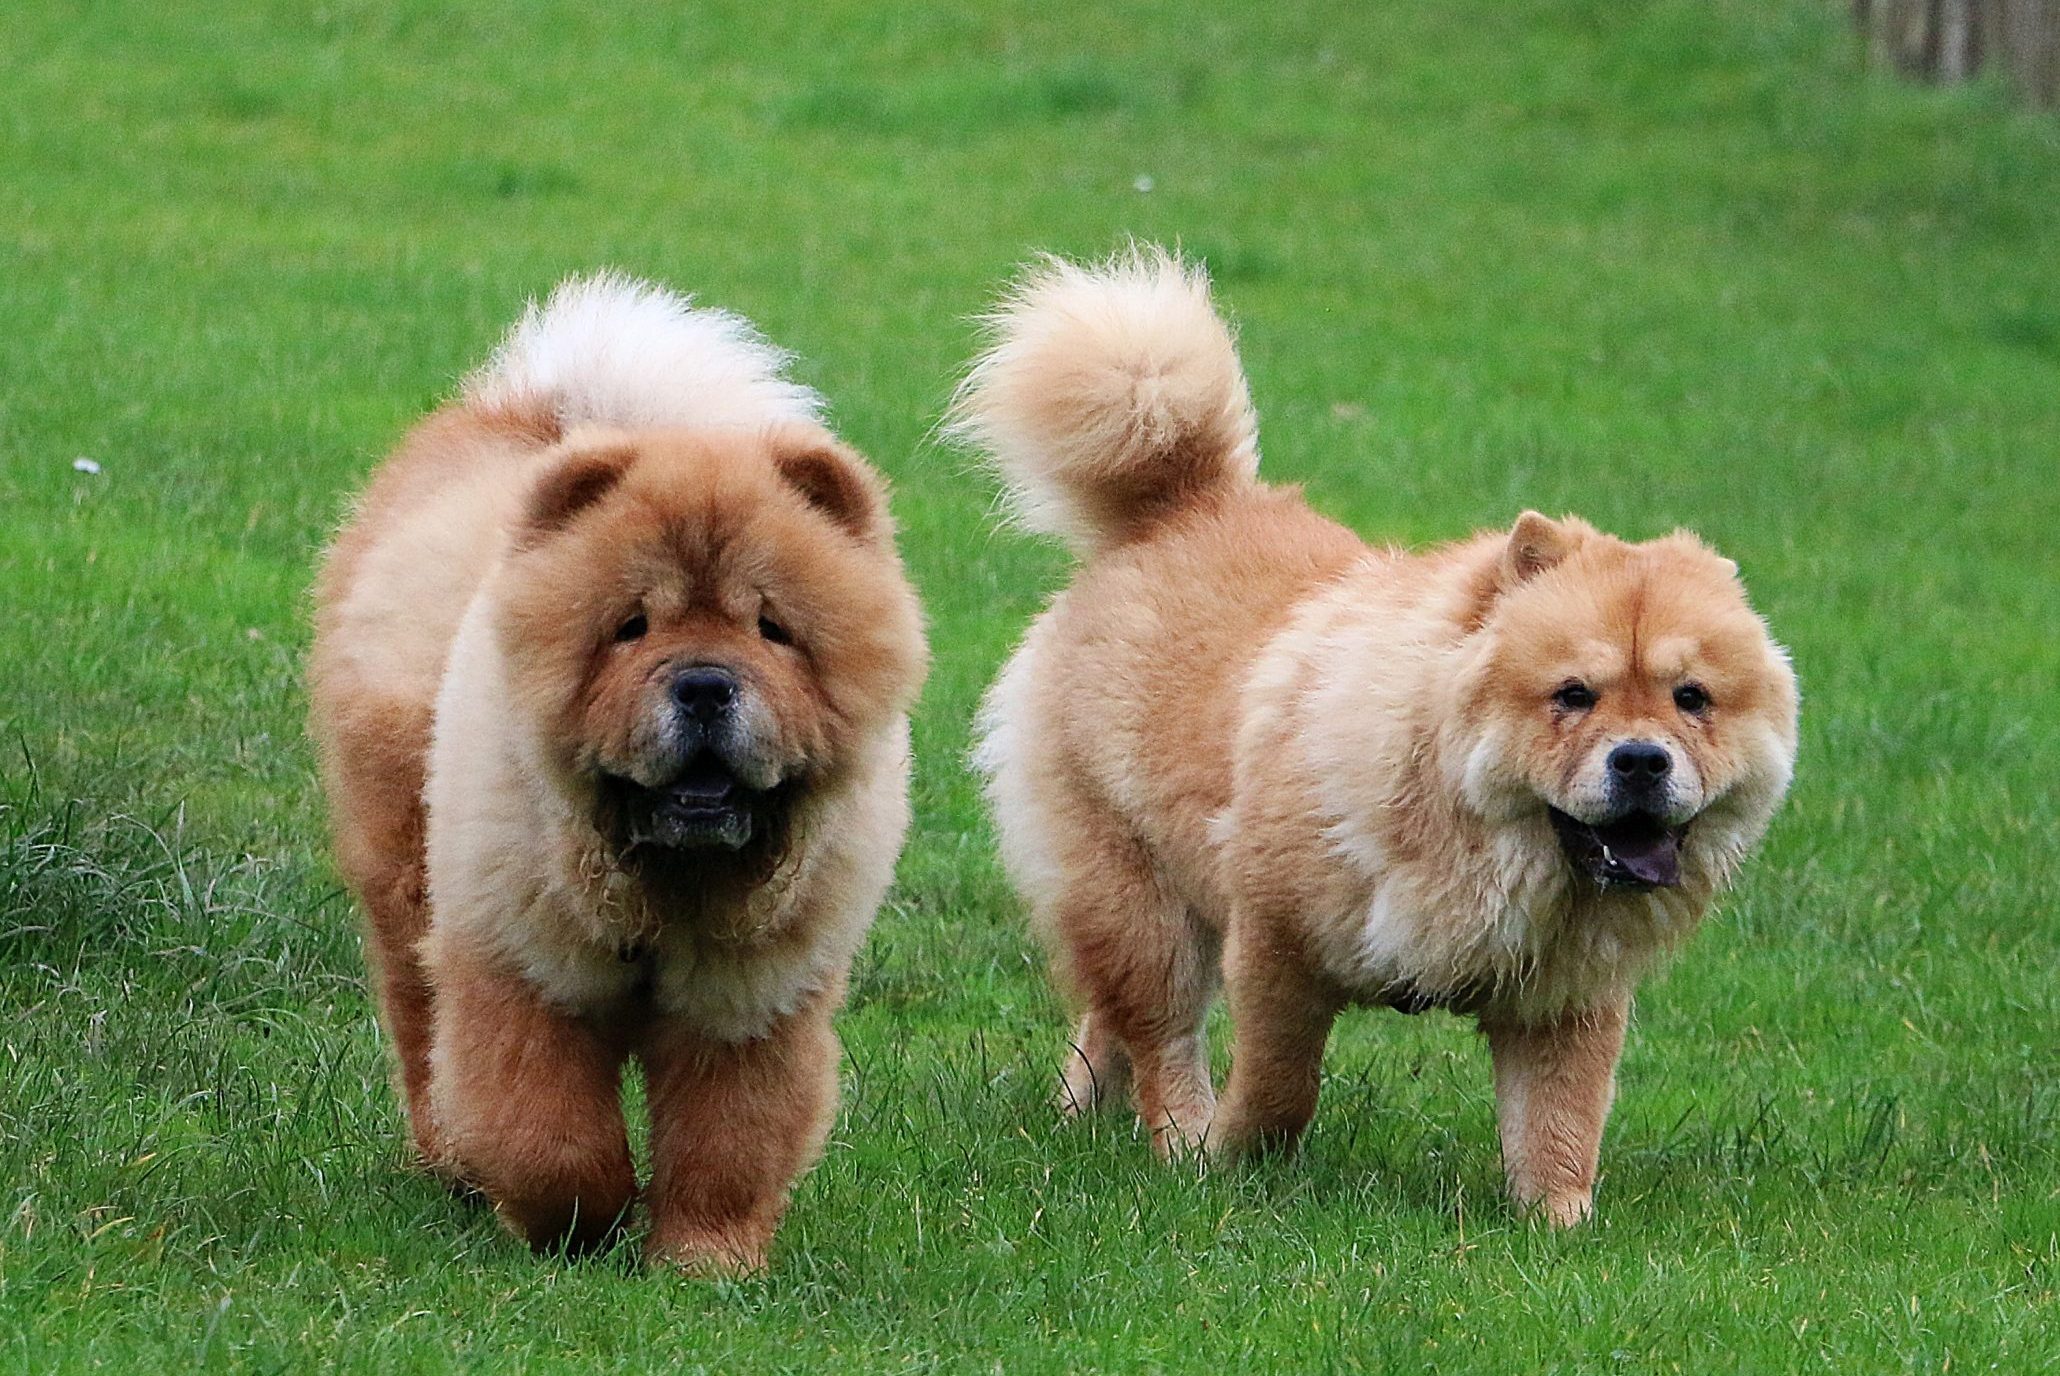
[948,247,1259,555]
[462,272,822,432]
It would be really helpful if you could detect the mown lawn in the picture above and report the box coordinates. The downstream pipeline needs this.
[2,1,2056,1370]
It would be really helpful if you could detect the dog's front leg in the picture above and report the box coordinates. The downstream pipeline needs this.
[426,950,636,1255]
[640,991,839,1276]
[1482,996,1629,1226]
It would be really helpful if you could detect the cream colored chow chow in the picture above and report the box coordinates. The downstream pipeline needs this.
[953,249,1797,1225]
[309,275,926,1270]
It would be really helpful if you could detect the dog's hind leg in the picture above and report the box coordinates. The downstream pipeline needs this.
[1045,810,1220,1159]
[322,702,447,1170]
[983,651,1217,1156]
[363,861,442,1165]
[1056,1011,1133,1117]
[1210,909,1344,1163]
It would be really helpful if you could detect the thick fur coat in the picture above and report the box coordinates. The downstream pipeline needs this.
[309,275,926,1269]
[955,249,1797,1224]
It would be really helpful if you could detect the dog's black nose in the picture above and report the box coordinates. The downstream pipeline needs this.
[1608,740,1672,784]
[672,666,737,722]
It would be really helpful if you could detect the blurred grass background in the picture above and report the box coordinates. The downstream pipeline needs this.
[2,1,2056,1370]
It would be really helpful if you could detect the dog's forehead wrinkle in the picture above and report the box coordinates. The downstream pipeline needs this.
[1580,639,1627,683]
[630,513,760,615]
[1641,632,1702,680]
[1524,635,1625,690]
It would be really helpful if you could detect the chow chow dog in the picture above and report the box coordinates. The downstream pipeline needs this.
[953,249,1797,1224]
[309,274,926,1269]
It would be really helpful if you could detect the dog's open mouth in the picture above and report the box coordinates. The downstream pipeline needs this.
[604,755,764,853]
[1548,807,1688,891]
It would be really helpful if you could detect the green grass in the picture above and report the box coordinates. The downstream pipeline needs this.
[3,0,2057,1369]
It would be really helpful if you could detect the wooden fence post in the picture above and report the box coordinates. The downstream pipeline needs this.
[1853,0,2057,104]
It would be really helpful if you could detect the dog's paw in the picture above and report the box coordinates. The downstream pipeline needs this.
[648,1228,768,1278]
[1523,1190,1596,1229]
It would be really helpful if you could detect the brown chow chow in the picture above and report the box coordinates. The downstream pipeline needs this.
[952,249,1797,1225]
[308,275,926,1270]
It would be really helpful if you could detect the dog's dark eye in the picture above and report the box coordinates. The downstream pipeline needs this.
[1553,682,1598,711]
[613,613,648,643]
[1674,682,1711,714]
[757,614,793,646]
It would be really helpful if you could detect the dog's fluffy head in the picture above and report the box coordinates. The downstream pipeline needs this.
[1454,513,1797,895]
[491,423,926,864]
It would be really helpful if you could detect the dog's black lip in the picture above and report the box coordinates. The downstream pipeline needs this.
[1547,806,1689,891]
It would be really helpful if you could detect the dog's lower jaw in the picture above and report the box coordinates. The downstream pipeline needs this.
[598,767,796,859]
[628,805,755,852]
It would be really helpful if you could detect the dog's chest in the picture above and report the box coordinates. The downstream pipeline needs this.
[647,930,824,1042]
[528,927,820,1045]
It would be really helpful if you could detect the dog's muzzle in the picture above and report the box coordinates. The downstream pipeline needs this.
[601,665,786,853]
[605,753,768,852]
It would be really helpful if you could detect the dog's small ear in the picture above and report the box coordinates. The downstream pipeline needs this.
[771,430,889,541]
[522,445,635,542]
[1502,511,1585,584]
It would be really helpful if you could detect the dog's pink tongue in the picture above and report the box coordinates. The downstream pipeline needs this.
[1610,830,1681,887]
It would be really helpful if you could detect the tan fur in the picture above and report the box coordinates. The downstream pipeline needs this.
[961,250,1797,1222]
[948,246,1261,555]
[309,279,926,1270]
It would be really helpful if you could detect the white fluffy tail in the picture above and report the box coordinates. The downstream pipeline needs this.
[462,272,822,432]
[948,247,1259,555]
